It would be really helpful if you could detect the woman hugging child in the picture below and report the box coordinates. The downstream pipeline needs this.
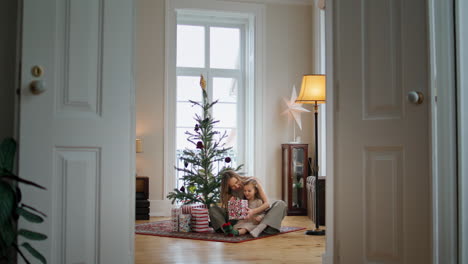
[223,178,266,237]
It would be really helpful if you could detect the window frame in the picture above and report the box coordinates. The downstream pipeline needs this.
[175,18,246,166]
[165,0,265,201]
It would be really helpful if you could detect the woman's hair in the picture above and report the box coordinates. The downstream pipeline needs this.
[220,170,249,208]
[243,178,261,200]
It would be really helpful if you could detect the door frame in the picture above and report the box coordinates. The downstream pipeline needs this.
[323,0,459,263]
[428,0,459,263]
[455,0,468,262]
[322,0,334,262]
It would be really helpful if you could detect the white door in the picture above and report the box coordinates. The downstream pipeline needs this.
[334,0,430,263]
[19,0,134,263]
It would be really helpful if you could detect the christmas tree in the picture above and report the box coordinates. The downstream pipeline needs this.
[166,75,243,209]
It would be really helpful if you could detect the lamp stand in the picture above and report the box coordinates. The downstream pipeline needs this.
[305,103,325,236]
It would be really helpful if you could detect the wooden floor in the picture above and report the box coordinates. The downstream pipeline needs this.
[135,216,325,264]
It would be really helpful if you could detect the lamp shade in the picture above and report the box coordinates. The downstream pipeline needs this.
[136,138,143,153]
[295,74,326,104]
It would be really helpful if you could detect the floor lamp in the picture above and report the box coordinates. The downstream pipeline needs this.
[296,74,326,236]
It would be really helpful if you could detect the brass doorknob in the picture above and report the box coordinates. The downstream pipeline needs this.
[407,91,424,104]
[30,80,46,95]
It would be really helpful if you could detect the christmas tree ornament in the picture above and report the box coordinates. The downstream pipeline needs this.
[196,141,204,149]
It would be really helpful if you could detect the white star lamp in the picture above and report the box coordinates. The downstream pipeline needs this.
[282,85,310,142]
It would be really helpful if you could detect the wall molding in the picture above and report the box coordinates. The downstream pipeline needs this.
[221,0,313,6]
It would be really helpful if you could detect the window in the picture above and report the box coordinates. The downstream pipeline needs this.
[165,1,265,198]
[175,13,246,188]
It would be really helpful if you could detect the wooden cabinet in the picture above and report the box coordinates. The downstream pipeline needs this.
[136,176,150,220]
[281,144,308,216]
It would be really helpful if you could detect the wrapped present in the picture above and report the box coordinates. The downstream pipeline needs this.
[171,207,181,232]
[228,199,248,220]
[191,208,209,220]
[192,226,212,233]
[178,214,191,232]
[171,206,192,232]
[181,203,207,214]
[191,208,211,233]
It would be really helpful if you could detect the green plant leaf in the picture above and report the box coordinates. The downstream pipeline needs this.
[18,229,47,241]
[0,181,15,225]
[17,207,44,223]
[0,219,16,249]
[21,203,47,218]
[21,242,47,264]
[2,174,46,190]
[0,138,16,173]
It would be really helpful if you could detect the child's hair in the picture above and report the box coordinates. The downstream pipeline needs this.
[243,178,261,200]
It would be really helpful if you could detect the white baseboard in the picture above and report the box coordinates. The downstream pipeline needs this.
[149,199,173,217]
[222,0,313,6]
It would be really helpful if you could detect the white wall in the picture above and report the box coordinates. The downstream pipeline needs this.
[263,4,314,199]
[135,0,166,201]
[135,0,314,213]
[0,0,18,141]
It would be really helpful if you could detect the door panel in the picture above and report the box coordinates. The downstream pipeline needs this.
[56,0,102,116]
[335,0,430,263]
[19,0,134,263]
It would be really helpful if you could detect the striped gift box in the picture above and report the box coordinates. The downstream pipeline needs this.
[192,226,212,233]
[191,208,209,219]
[181,204,207,214]
[191,207,210,233]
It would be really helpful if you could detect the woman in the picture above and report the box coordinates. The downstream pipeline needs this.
[210,170,287,237]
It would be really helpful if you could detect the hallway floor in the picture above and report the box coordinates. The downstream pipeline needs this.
[135,216,325,264]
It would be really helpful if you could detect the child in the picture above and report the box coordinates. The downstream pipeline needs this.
[223,178,266,237]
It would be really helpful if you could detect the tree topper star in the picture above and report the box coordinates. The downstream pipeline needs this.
[282,85,310,130]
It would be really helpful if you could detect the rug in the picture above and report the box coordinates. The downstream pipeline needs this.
[135,220,305,243]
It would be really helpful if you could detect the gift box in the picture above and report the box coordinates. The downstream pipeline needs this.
[181,203,207,214]
[171,207,191,232]
[178,214,191,232]
[191,208,209,220]
[171,207,181,232]
[228,199,248,220]
[191,208,212,233]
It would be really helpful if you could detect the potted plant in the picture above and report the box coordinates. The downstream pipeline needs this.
[0,138,47,264]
